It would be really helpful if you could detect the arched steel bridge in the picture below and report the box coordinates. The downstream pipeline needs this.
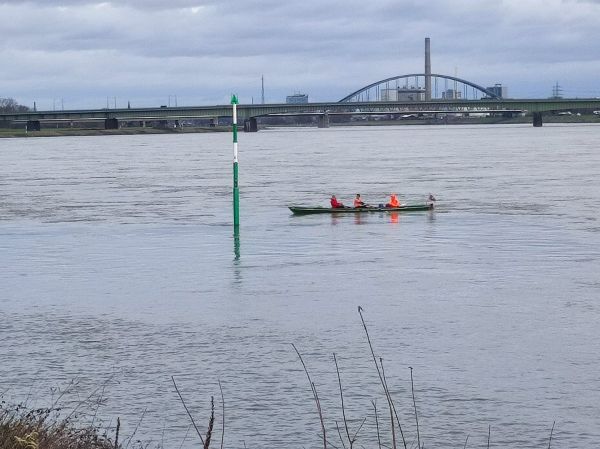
[339,73,500,102]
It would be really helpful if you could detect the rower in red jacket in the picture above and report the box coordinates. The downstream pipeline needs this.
[330,195,345,208]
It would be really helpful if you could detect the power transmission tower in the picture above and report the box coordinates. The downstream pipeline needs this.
[552,82,563,99]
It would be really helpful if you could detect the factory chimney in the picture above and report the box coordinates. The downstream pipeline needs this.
[425,37,431,101]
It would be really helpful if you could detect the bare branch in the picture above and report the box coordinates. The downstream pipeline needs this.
[204,396,215,449]
[171,376,205,445]
[292,343,327,449]
[358,306,407,449]
[548,421,555,449]
[125,407,147,449]
[219,381,225,449]
[336,421,348,449]
[334,353,352,448]
[372,400,382,449]
[114,417,120,449]
[351,417,367,443]
[409,367,421,449]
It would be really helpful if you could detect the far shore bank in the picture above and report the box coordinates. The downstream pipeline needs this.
[1,115,598,138]
[0,126,229,138]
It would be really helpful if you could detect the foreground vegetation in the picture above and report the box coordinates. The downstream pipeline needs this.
[0,403,116,449]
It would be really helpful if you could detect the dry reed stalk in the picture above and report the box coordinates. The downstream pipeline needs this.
[336,421,348,449]
[358,306,407,449]
[178,424,193,449]
[486,425,491,449]
[408,367,420,449]
[351,417,367,443]
[380,358,397,449]
[548,421,555,449]
[203,396,215,449]
[292,343,327,449]
[114,417,120,449]
[65,375,116,424]
[372,400,382,449]
[124,407,146,449]
[463,434,469,449]
[333,353,352,449]
[218,381,225,449]
[312,382,327,449]
[381,358,410,449]
[171,375,205,445]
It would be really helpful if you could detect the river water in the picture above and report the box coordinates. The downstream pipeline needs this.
[1,124,599,448]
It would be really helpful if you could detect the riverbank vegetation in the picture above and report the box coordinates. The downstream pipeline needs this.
[0,98,30,113]
[0,403,116,449]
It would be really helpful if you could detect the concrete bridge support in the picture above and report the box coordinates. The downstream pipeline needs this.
[533,112,543,127]
[243,117,258,132]
[104,118,119,129]
[26,120,41,131]
[317,113,330,128]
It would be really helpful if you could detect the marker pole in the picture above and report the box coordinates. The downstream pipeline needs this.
[231,94,240,227]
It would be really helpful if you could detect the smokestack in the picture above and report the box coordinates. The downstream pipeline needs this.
[425,37,431,101]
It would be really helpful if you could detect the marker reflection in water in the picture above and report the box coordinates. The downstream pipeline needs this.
[233,227,240,260]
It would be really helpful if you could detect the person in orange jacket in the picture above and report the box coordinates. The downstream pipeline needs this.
[385,194,400,208]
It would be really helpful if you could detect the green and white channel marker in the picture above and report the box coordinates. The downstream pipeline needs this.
[231,94,240,227]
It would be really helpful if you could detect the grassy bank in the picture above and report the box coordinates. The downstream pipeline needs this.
[0,403,117,449]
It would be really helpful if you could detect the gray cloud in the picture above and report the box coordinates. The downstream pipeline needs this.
[1,0,599,109]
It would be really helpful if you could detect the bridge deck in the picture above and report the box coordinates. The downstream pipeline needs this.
[2,99,600,123]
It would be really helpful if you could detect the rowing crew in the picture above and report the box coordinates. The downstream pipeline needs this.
[330,193,436,209]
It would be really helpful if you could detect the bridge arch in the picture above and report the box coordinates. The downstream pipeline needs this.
[339,73,500,102]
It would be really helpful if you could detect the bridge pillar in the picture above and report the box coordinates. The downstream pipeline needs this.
[317,113,330,128]
[532,112,543,127]
[104,118,119,129]
[26,120,41,131]
[243,117,258,132]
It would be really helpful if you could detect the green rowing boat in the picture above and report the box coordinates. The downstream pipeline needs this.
[289,203,434,215]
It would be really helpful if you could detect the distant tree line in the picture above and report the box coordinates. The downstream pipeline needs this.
[0,97,30,113]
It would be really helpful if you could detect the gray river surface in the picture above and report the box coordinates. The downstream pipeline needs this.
[1,124,599,448]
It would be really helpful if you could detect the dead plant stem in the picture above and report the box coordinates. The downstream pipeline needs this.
[171,376,205,446]
[292,343,327,449]
[358,306,407,449]
[409,367,421,449]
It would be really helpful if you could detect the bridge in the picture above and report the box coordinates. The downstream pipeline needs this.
[2,97,600,131]
[3,37,599,131]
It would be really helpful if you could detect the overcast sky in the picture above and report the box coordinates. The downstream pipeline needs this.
[1,0,599,110]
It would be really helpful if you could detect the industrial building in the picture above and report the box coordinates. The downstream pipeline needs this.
[485,84,508,98]
[286,93,308,104]
[381,87,425,101]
